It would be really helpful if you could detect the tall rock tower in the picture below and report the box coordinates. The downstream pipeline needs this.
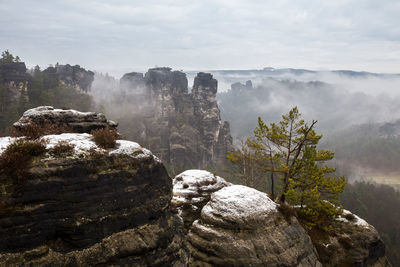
[119,68,233,169]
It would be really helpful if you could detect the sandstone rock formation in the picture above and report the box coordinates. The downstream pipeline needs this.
[172,170,392,267]
[118,68,233,169]
[43,64,94,93]
[13,106,117,133]
[0,62,31,104]
[310,209,391,266]
[184,184,322,266]
[0,110,187,266]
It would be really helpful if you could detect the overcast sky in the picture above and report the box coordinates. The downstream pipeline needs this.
[1,0,399,77]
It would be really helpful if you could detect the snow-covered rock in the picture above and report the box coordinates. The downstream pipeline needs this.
[0,133,157,162]
[337,209,371,228]
[313,209,390,266]
[13,106,117,133]
[187,184,321,266]
[0,112,186,266]
[201,185,276,229]
[172,169,231,231]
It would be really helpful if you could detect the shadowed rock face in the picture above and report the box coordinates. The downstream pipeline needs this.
[119,68,233,169]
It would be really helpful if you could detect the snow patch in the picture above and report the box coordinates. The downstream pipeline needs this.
[0,137,17,153]
[338,209,371,228]
[173,169,231,205]
[22,106,96,118]
[1,133,157,162]
[44,133,100,155]
[110,140,155,160]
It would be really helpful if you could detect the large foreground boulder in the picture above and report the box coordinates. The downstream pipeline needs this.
[0,110,187,266]
[172,171,392,267]
[183,184,322,266]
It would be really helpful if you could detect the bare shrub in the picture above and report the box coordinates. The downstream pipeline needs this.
[91,127,119,149]
[11,121,73,140]
[49,141,75,157]
[0,139,47,184]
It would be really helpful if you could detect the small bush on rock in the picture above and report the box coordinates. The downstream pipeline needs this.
[0,139,47,183]
[91,127,119,149]
[49,141,75,157]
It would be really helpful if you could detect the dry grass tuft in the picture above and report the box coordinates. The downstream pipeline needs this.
[0,139,47,184]
[91,127,119,149]
[11,121,73,140]
[49,141,75,157]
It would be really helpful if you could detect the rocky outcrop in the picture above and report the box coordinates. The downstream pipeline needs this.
[0,110,187,266]
[13,106,117,133]
[310,209,391,266]
[186,185,321,266]
[172,171,392,267]
[119,68,233,169]
[43,64,94,92]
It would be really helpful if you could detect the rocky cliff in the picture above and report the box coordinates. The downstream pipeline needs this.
[0,62,31,105]
[118,68,233,170]
[43,64,94,93]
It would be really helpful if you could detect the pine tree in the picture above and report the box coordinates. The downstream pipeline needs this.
[228,107,346,229]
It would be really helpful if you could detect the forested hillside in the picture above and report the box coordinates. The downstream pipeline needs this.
[0,51,93,135]
[322,122,400,190]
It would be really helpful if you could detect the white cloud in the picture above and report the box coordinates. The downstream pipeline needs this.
[1,0,399,77]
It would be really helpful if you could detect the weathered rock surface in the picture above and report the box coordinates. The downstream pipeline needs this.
[0,110,187,266]
[13,106,117,133]
[118,68,233,169]
[43,64,94,92]
[186,185,322,266]
[172,170,231,232]
[309,209,391,266]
